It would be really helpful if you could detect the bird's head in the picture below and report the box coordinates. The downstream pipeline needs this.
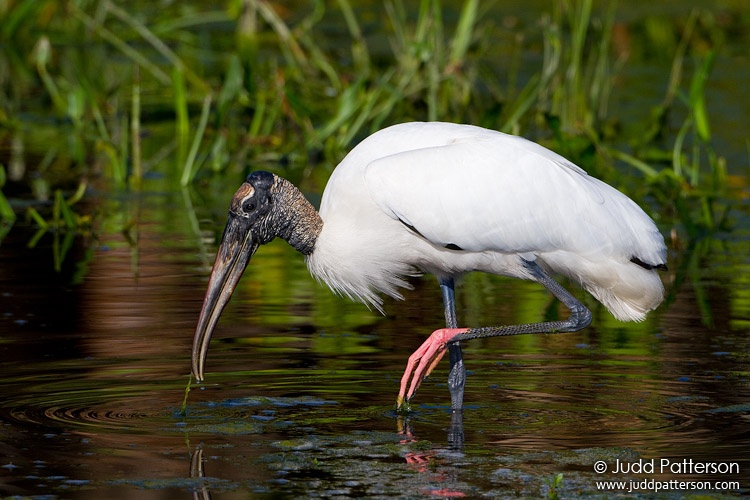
[192,171,321,382]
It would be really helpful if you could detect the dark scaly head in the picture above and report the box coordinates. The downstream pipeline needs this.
[192,171,321,381]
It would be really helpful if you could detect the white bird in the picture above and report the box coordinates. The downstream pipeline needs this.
[192,122,667,411]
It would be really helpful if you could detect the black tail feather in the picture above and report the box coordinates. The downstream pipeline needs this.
[630,256,668,271]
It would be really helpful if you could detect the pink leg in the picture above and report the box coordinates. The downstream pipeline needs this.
[397,328,468,408]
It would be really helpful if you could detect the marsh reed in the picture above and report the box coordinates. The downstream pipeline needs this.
[0,1,737,247]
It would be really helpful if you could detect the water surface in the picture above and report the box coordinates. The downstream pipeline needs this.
[0,188,748,498]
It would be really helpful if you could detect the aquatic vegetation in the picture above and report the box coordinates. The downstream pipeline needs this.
[610,11,732,239]
[546,472,564,500]
[0,1,744,261]
[0,163,15,241]
[22,182,91,271]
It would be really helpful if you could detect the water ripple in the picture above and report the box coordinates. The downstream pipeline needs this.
[1,383,173,434]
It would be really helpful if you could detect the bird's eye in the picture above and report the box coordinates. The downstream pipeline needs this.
[243,201,255,212]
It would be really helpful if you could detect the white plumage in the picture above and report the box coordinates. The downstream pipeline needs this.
[307,122,665,321]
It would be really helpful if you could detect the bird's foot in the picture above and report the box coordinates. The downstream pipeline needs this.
[396,328,468,410]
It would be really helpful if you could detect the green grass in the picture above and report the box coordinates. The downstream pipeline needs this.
[0,1,741,251]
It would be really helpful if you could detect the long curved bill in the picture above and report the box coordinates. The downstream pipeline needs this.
[192,214,258,382]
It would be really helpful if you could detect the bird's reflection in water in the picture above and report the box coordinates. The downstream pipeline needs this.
[397,412,468,497]
[190,444,211,500]
[396,410,464,453]
[448,410,464,449]
[188,409,466,498]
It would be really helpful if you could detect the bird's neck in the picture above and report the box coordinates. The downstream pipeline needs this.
[272,177,322,255]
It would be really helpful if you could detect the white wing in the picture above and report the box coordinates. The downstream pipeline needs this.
[363,127,665,267]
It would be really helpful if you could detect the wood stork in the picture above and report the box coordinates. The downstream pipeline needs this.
[192,122,667,411]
